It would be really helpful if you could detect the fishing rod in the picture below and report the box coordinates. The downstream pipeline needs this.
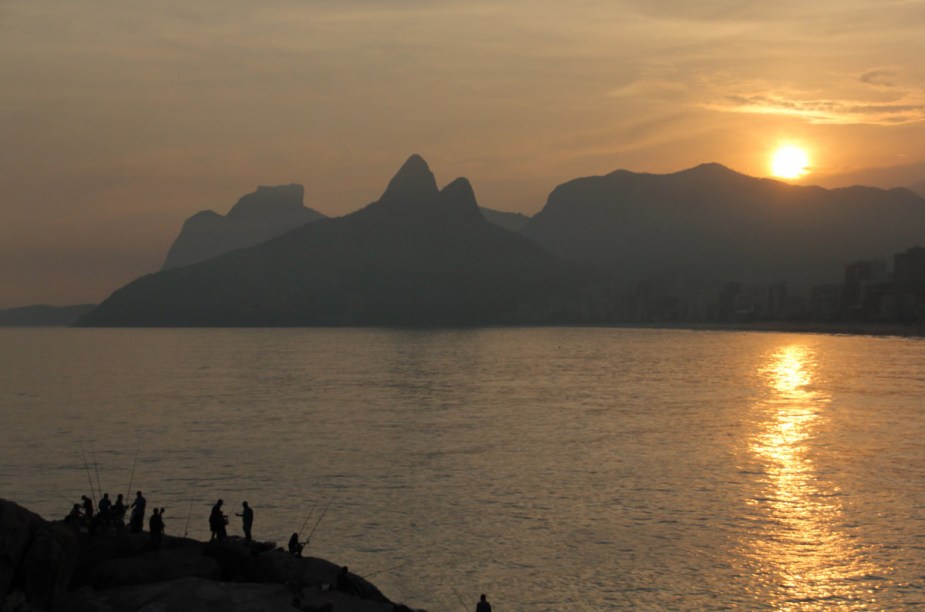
[451,588,470,612]
[125,443,140,500]
[305,497,335,542]
[92,450,103,501]
[81,449,96,505]
[183,500,193,538]
[298,499,320,539]
[361,561,409,580]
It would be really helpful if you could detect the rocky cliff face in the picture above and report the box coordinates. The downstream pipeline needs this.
[162,184,326,271]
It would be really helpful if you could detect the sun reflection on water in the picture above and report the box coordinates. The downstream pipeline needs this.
[745,344,880,609]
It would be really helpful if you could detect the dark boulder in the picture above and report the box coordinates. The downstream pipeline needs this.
[0,499,78,612]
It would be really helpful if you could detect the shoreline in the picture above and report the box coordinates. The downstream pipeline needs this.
[566,320,925,339]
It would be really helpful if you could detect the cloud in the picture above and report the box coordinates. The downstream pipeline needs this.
[697,67,925,126]
[860,69,900,87]
[711,92,925,125]
[607,79,688,100]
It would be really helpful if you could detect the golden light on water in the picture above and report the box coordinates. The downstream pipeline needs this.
[745,344,880,608]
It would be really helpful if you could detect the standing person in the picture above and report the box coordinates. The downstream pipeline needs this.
[113,494,126,531]
[81,495,96,534]
[149,507,165,552]
[130,491,146,533]
[235,501,254,542]
[98,493,112,531]
[81,495,94,521]
[209,499,226,541]
[335,566,354,595]
[98,493,112,519]
[476,594,492,612]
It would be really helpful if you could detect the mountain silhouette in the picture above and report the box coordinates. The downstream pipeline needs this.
[522,163,925,288]
[909,178,925,199]
[480,208,531,232]
[161,184,326,270]
[0,304,96,326]
[79,156,593,327]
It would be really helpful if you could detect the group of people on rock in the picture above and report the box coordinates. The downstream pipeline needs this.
[66,493,255,546]
[207,499,254,542]
[64,491,138,534]
[64,493,494,609]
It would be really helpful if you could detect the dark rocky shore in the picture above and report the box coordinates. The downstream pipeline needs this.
[0,499,422,612]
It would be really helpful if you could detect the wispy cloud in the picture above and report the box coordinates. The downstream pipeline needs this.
[860,69,901,88]
[699,66,925,126]
[712,93,925,125]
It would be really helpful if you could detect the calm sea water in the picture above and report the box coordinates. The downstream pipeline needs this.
[2,327,924,610]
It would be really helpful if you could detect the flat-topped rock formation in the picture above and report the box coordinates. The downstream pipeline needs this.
[0,499,419,612]
[162,184,326,271]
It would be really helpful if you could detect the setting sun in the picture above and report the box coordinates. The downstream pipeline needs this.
[770,146,810,179]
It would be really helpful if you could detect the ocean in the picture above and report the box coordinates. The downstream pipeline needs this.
[2,327,924,610]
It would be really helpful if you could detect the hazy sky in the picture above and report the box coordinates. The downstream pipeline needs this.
[3,0,925,307]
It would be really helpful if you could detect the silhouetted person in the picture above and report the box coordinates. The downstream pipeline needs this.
[476,594,492,612]
[335,566,355,595]
[81,495,96,533]
[288,532,304,557]
[98,493,111,518]
[209,499,227,541]
[113,494,126,531]
[149,507,165,552]
[236,501,254,542]
[81,495,94,520]
[130,491,146,533]
[65,503,82,529]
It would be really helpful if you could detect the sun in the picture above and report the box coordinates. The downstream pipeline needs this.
[770,146,810,179]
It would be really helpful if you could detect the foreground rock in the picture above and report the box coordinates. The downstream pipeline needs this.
[0,499,77,611]
[0,499,420,612]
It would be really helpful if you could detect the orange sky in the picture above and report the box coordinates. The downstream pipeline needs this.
[2,1,925,307]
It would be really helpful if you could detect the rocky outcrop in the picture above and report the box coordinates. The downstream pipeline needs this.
[161,184,326,271]
[0,500,418,612]
[0,500,78,611]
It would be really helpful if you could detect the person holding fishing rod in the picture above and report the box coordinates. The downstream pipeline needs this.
[289,498,334,556]
[129,491,146,533]
[112,494,126,531]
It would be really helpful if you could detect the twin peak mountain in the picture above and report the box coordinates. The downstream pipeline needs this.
[81,155,587,326]
[79,155,925,326]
